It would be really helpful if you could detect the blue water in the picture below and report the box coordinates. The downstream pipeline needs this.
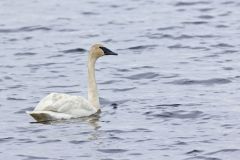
[1,0,240,159]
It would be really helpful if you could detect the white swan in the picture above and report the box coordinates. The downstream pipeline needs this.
[27,44,118,122]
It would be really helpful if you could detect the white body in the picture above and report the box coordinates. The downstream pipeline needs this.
[26,44,112,122]
[27,93,98,122]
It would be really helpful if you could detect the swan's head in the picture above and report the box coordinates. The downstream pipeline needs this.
[90,44,118,59]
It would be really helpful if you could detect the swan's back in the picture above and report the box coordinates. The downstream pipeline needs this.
[28,93,98,121]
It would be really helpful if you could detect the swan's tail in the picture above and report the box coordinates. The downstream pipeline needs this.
[26,111,72,122]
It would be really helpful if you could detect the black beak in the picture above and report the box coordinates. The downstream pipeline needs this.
[100,46,118,56]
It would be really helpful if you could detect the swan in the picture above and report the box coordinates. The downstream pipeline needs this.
[26,44,118,122]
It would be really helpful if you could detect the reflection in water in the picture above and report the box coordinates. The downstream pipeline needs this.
[30,112,101,141]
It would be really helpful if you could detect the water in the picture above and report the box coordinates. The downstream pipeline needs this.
[1,0,240,159]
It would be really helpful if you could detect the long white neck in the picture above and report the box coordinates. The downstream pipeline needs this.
[87,55,100,110]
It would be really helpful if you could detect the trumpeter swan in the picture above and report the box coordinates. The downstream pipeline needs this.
[26,44,118,122]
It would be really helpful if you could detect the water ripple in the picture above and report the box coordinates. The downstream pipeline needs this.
[44,84,79,89]
[206,149,240,155]
[125,72,159,80]
[157,26,183,31]
[81,11,98,15]
[69,140,88,144]
[174,1,210,6]
[39,139,61,144]
[185,156,222,160]
[186,149,204,154]
[182,21,209,25]
[113,87,136,92]
[127,44,158,50]
[168,78,231,85]
[97,149,128,153]
[0,137,14,143]
[0,25,51,33]
[61,48,86,53]
[17,155,50,160]
[14,52,38,56]
[144,110,203,119]
[168,44,209,50]
[211,43,234,48]
[198,15,214,19]
[7,97,27,101]
[147,33,217,40]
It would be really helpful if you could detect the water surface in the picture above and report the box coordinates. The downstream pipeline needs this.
[1,0,240,159]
